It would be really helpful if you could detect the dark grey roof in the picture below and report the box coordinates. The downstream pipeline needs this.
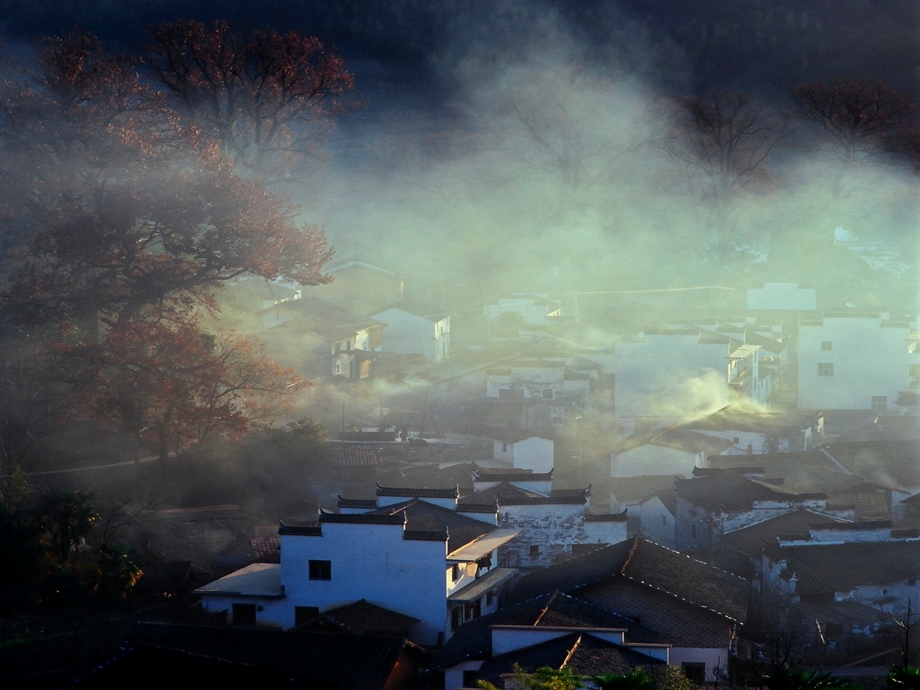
[376,484,460,499]
[127,623,423,690]
[509,536,748,623]
[766,540,920,595]
[675,470,825,511]
[433,590,658,670]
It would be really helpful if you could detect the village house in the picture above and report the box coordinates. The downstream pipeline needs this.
[507,536,749,683]
[490,428,555,473]
[311,253,406,316]
[609,427,736,479]
[797,311,920,412]
[247,296,385,380]
[195,487,519,647]
[672,469,847,553]
[371,298,451,364]
[681,402,822,454]
[456,472,627,572]
[432,590,669,690]
[759,532,920,649]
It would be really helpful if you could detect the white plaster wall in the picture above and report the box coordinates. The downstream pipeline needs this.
[843,580,920,617]
[200,595,287,628]
[511,436,555,473]
[798,316,915,410]
[372,308,448,363]
[582,518,629,545]
[639,496,677,549]
[279,522,450,644]
[498,503,588,568]
[444,660,484,690]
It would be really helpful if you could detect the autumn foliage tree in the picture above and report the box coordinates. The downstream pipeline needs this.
[145,19,355,182]
[0,30,337,461]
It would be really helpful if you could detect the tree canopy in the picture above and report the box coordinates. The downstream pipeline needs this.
[0,28,340,460]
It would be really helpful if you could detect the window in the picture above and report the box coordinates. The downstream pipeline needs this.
[294,605,319,626]
[821,341,833,351]
[502,442,508,453]
[486,591,495,607]
[451,563,462,581]
[232,603,256,626]
[463,671,479,687]
[691,525,697,540]
[529,545,540,558]
[451,606,462,631]
[309,559,332,580]
[682,663,706,684]
[661,515,667,526]
[871,396,888,410]
[818,363,834,376]
[542,388,554,400]
[910,365,920,388]
[732,437,740,444]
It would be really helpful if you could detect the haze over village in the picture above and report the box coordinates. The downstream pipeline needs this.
[0,1,918,689]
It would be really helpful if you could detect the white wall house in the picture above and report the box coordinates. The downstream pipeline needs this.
[491,430,555,473]
[797,312,920,411]
[196,497,519,647]
[370,299,451,363]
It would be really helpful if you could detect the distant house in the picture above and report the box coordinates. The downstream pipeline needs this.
[601,474,681,536]
[253,297,384,380]
[196,490,519,647]
[760,537,920,637]
[673,469,839,552]
[507,536,749,682]
[454,469,627,571]
[432,591,668,690]
[490,428,555,473]
[797,312,920,412]
[610,427,735,479]
[484,293,563,340]
[370,299,451,363]
[681,403,822,454]
[312,254,405,316]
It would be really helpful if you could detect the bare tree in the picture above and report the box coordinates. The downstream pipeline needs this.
[790,78,914,198]
[663,90,791,254]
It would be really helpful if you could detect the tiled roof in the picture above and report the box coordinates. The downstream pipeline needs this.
[297,598,421,636]
[433,590,658,670]
[337,496,379,510]
[822,440,920,490]
[459,482,544,505]
[488,427,554,443]
[331,447,388,467]
[721,509,848,556]
[585,511,628,522]
[473,632,665,688]
[682,402,812,435]
[606,475,681,503]
[372,298,448,322]
[129,623,421,690]
[474,469,555,483]
[366,498,493,552]
[767,540,920,594]
[675,470,825,511]
[508,536,748,623]
[376,484,460,499]
[612,427,733,456]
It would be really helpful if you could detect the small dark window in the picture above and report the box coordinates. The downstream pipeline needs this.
[682,663,706,684]
[818,362,834,376]
[294,605,319,626]
[451,563,461,581]
[309,559,332,580]
[661,515,667,526]
[463,670,479,687]
[486,591,495,607]
[232,603,256,626]
[529,545,540,557]
[542,388,554,399]
[691,525,697,540]
[451,606,462,631]
[821,341,833,351]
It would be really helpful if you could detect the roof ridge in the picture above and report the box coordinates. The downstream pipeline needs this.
[560,633,583,669]
[620,535,641,575]
[532,590,560,627]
